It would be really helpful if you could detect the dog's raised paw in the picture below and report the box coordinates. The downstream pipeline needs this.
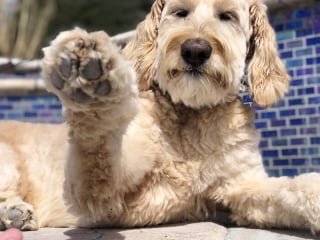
[0,203,38,230]
[42,28,134,106]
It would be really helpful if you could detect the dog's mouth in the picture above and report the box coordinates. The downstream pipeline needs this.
[168,67,205,79]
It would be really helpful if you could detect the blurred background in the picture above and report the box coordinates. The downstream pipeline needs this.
[0,0,153,59]
[0,0,319,177]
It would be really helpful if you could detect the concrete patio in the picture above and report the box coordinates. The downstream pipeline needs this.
[21,222,319,240]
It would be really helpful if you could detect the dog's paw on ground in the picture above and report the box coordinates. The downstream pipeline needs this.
[0,201,38,230]
[42,28,136,106]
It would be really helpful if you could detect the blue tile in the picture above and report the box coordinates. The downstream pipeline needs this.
[263,160,270,167]
[298,87,315,95]
[286,59,303,68]
[300,127,318,135]
[296,68,313,76]
[241,95,253,104]
[307,77,320,84]
[294,9,312,18]
[286,40,303,48]
[275,100,286,108]
[282,149,298,156]
[255,121,267,129]
[7,113,23,120]
[262,130,278,138]
[291,138,307,145]
[274,24,284,32]
[48,104,62,110]
[261,111,276,119]
[292,158,308,166]
[272,139,288,146]
[24,112,38,118]
[317,46,320,54]
[288,70,295,77]
[267,169,280,177]
[280,109,296,117]
[311,137,320,144]
[286,89,295,97]
[310,117,320,124]
[306,57,320,65]
[296,48,313,57]
[277,31,294,41]
[282,169,298,176]
[309,97,320,104]
[289,98,305,106]
[307,37,320,45]
[286,21,303,30]
[32,104,46,110]
[278,43,284,50]
[290,79,304,86]
[259,140,269,148]
[280,51,293,59]
[296,29,313,37]
[301,147,319,155]
[7,97,22,102]
[281,129,297,136]
[299,107,316,115]
[0,113,5,119]
[263,150,279,158]
[0,105,13,110]
[271,119,286,127]
[295,48,313,57]
[300,168,320,174]
[273,159,289,166]
[39,111,54,118]
[312,158,320,165]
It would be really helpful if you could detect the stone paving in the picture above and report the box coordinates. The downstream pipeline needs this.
[20,222,319,240]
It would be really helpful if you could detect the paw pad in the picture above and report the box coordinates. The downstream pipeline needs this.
[0,204,38,230]
[81,59,103,80]
[95,80,112,96]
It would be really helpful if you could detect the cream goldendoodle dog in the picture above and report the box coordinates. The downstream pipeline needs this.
[1,0,320,233]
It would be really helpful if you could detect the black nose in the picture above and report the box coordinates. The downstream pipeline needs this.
[181,38,212,67]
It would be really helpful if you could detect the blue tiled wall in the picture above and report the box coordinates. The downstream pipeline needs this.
[0,4,319,177]
[0,95,62,123]
[256,5,320,176]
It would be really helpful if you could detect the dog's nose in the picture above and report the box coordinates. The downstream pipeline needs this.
[181,38,212,67]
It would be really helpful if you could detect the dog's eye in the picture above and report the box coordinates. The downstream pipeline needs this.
[219,12,235,21]
[174,9,189,18]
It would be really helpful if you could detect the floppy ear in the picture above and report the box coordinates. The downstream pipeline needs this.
[123,0,166,91]
[247,2,289,107]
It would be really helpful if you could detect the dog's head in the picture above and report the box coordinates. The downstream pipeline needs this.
[124,0,289,108]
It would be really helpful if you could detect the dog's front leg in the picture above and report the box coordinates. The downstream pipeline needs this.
[41,28,138,223]
[220,173,320,234]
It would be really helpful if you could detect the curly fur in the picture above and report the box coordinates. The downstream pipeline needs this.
[0,0,320,234]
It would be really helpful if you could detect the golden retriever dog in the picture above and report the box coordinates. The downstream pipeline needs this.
[1,0,320,234]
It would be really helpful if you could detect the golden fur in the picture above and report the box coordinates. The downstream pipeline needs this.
[0,0,320,234]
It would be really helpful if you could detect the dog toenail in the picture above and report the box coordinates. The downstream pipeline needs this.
[95,81,112,96]
[51,70,65,90]
[59,58,72,78]
[81,59,103,80]
[8,208,23,220]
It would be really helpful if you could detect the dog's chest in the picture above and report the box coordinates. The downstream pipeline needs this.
[153,99,256,162]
